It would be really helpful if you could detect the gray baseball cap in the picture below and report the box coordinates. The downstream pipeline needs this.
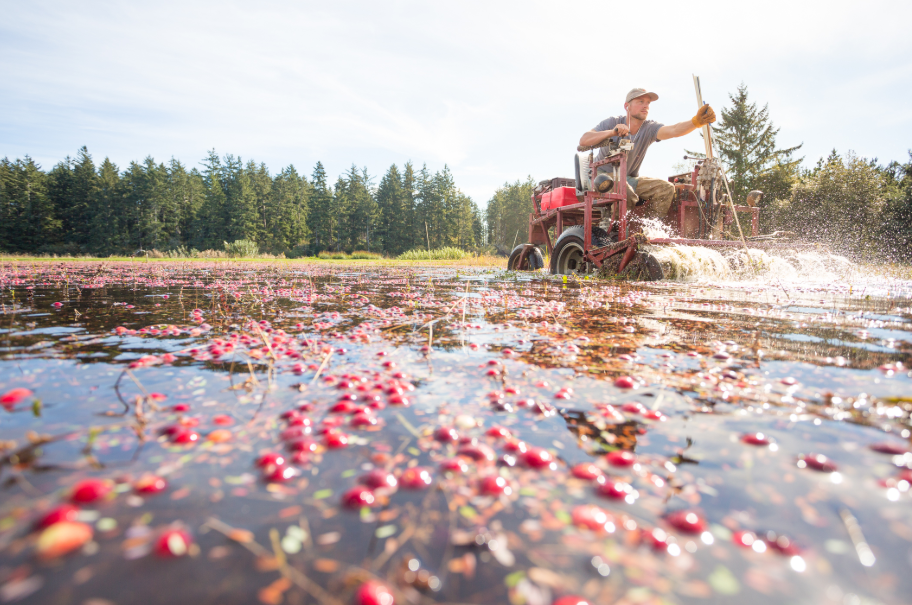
[625,88,659,104]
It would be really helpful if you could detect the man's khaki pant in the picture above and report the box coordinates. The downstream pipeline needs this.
[624,176,675,219]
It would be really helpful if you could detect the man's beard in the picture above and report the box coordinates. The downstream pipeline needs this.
[631,111,648,121]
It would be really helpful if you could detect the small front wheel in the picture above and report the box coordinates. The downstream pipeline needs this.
[507,245,544,271]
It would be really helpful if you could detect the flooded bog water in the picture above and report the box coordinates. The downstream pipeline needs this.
[0,261,910,605]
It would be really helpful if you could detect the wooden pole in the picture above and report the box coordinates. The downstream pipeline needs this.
[692,75,713,159]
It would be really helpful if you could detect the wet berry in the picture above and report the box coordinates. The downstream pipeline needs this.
[324,432,350,449]
[521,447,554,469]
[342,486,376,508]
[571,505,613,531]
[571,463,604,481]
[36,504,80,529]
[614,376,635,389]
[37,521,93,559]
[400,467,433,489]
[666,510,707,534]
[440,458,469,473]
[486,425,512,439]
[257,452,285,467]
[799,453,837,472]
[171,429,200,444]
[156,529,193,557]
[360,469,398,490]
[70,479,113,503]
[552,597,591,605]
[870,442,909,455]
[597,480,637,502]
[354,580,395,605]
[479,475,512,496]
[135,474,168,494]
[741,432,771,445]
[265,464,298,482]
[457,443,496,464]
[434,426,459,442]
[606,450,636,467]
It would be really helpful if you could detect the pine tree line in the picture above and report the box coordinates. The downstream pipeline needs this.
[0,147,484,257]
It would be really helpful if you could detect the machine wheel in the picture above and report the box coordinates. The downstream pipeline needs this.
[507,245,544,271]
[549,226,611,275]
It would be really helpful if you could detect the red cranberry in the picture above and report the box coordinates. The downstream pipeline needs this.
[571,505,612,531]
[799,453,837,472]
[360,469,398,490]
[597,480,637,501]
[486,425,512,439]
[666,510,707,534]
[287,416,313,427]
[257,452,286,467]
[552,597,591,605]
[642,409,666,421]
[155,529,193,557]
[70,479,112,503]
[434,426,459,442]
[264,464,297,482]
[522,447,554,469]
[286,438,317,453]
[36,504,80,529]
[388,394,410,406]
[621,402,645,414]
[330,401,358,414]
[440,458,468,473]
[741,432,771,445]
[171,429,200,444]
[733,530,757,547]
[354,580,395,605]
[351,413,378,427]
[479,475,511,496]
[342,486,376,508]
[503,439,527,453]
[400,467,433,489]
[614,376,635,389]
[135,474,168,494]
[870,442,909,455]
[324,432,350,449]
[457,443,496,464]
[571,463,604,481]
[212,414,234,425]
[606,450,636,467]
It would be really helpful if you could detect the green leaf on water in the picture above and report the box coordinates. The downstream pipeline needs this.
[554,509,572,525]
[375,525,397,539]
[708,564,740,595]
[31,399,42,417]
[458,506,478,520]
[341,469,356,478]
[519,487,537,497]
[313,489,333,500]
[407,447,420,456]
[504,570,526,588]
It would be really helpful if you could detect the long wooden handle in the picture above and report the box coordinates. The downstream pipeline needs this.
[692,75,713,159]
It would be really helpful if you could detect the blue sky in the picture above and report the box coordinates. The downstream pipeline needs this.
[2,0,911,206]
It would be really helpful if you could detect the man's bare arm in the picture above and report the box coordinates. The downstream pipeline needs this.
[656,120,700,141]
[579,123,628,147]
[657,104,716,141]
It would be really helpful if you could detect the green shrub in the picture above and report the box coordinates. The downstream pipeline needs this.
[349,250,382,260]
[224,239,259,258]
[397,247,470,261]
[198,249,228,258]
[318,250,349,260]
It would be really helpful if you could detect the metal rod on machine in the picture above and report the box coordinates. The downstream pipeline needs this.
[692,75,713,159]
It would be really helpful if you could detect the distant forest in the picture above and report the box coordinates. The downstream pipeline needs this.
[0,148,488,257]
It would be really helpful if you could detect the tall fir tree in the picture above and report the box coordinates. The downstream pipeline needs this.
[307,162,332,253]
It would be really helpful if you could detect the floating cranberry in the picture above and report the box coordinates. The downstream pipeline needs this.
[172,403,190,412]
[338,392,359,402]
[212,414,234,425]
[70,479,112,503]
[440,458,469,474]
[156,529,193,557]
[666,510,707,534]
[732,530,756,547]
[606,450,636,467]
[486,425,512,439]
[457,443,496,464]
[324,432,350,449]
[287,416,313,427]
[342,486,376,508]
[571,505,612,531]
[434,426,459,442]
[360,469,398,490]
[135,474,168,494]
[208,429,232,443]
[400,467,433,489]
[571,463,604,481]
[479,475,512,496]
[799,453,837,472]
[503,439,527,453]
[0,387,33,407]
[522,447,554,469]
[281,426,312,441]
[171,429,200,444]
[552,597,591,605]
[351,412,378,427]
[614,376,636,389]
[554,390,571,400]
[741,432,771,446]
[642,409,666,421]
[870,442,909,455]
[354,580,395,605]
[330,401,358,414]
[621,402,645,414]
[597,480,637,502]
[265,464,297,482]
[37,521,93,559]
[388,394,410,406]
[36,504,80,529]
[766,532,801,556]
[257,452,286,467]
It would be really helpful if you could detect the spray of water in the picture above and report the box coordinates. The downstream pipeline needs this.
[635,218,857,284]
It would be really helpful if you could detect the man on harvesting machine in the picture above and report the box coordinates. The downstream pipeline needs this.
[579,88,716,225]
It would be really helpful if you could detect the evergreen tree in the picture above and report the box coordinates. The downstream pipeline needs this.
[485,177,534,251]
[711,83,803,203]
[331,175,350,251]
[192,150,227,251]
[249,161,273,248]
[269,165,310,253]
[223,156,258,244]
[881,152,912,261]
[376,164,406,254]
[89,158,122,254]
[0,157,56,252]
[307,162,332,253]
[163,159,205,250]
[401,162,418,251]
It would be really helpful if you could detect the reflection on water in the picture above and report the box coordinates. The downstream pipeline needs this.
[0,261,910,605]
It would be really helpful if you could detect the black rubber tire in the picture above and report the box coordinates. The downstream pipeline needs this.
[507,245,544,271]
[549,226,611,275]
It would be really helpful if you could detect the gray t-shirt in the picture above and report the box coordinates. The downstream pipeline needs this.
[593,116,664,178]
